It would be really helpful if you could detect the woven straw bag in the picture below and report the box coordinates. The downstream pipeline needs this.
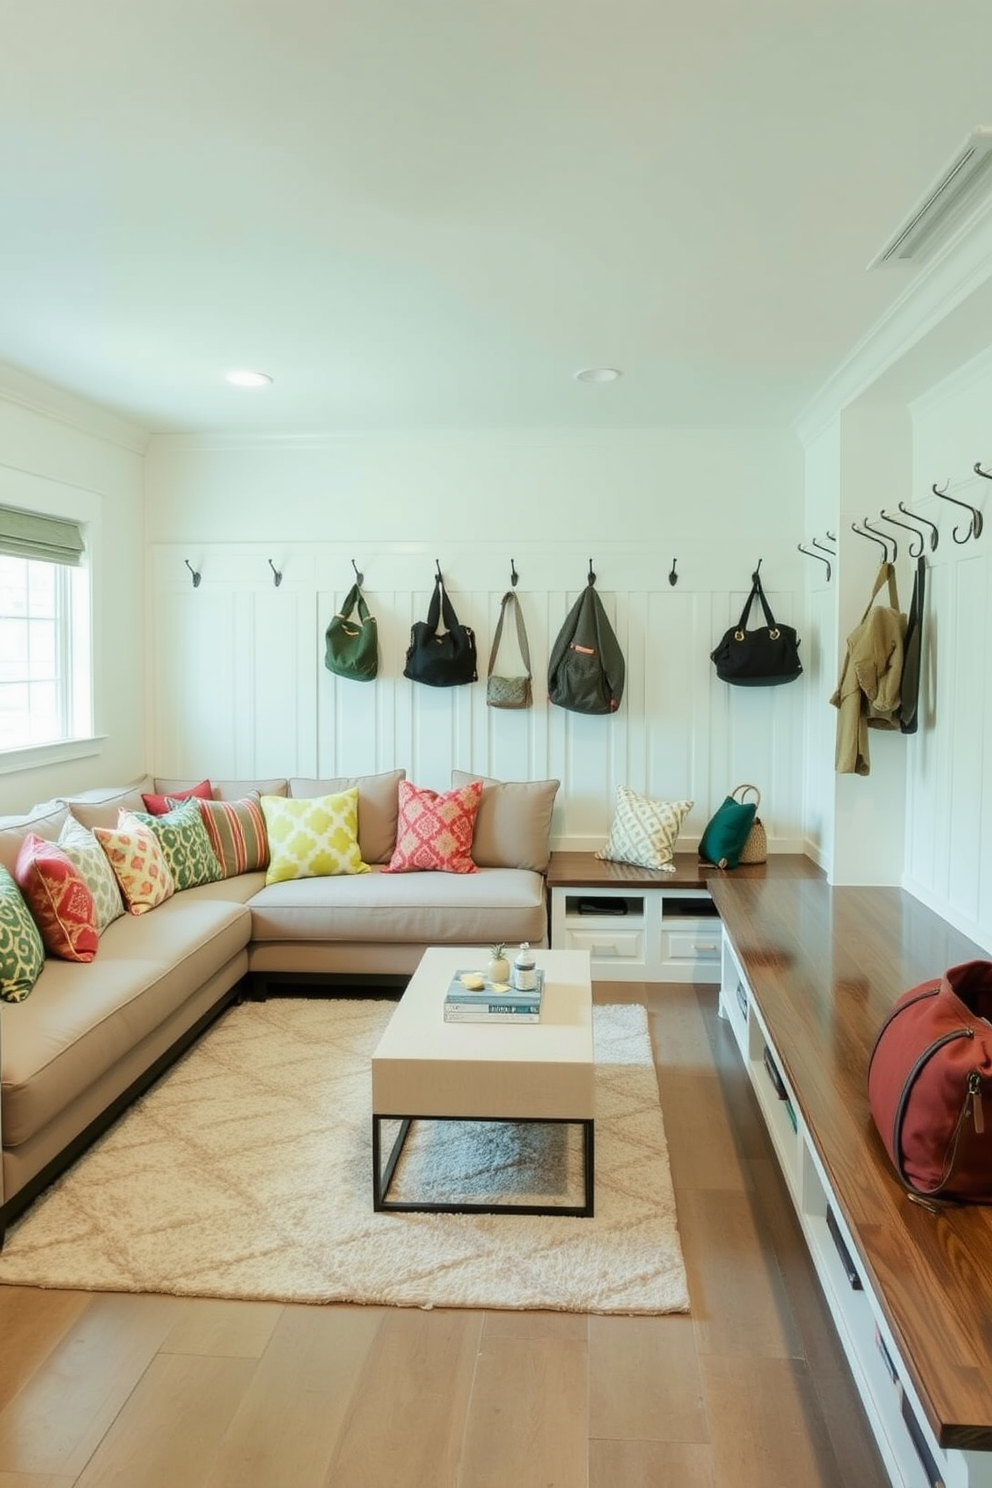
[733,783,767,864]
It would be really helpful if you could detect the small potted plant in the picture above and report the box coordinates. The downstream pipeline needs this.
[487,942,510,983]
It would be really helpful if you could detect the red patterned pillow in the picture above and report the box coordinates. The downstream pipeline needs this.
[14,833,99,962]
[141,778,212,816]
[382,779,482,874]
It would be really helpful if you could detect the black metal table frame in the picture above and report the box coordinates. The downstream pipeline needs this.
[372,1112,595,1217]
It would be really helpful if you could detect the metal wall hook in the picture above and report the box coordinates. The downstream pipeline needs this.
[510,559,519,588]
[897,501,938,551]
[798,542,831,581]
[435,559,443,583]
[933,481,983,544]
[184,559,201,588]
[587,559,596,586]
[879,510,924,559]
[974,461,992,482]
[860,515,896,562]
[668,557,678,587]
[851,520,890,558]
[268,559,283,588]
[812,535,836,557]
[351,559,364,586]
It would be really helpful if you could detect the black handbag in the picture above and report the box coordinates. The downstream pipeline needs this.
[711,571,802,687]
[324,583,378,682]
[486,590,533,709]
[403,574,478,687]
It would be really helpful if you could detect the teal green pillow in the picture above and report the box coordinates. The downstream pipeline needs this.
[698,796,757,870]
[128,797,223,891]
[0,864,45,1002]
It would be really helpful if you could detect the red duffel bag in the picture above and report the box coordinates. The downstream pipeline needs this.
[867,960,992,1202]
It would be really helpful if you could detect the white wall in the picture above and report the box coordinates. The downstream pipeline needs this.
[144,428,811,850]
[0,372,146,814]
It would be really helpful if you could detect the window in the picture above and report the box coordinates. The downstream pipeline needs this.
[0,508,91,753]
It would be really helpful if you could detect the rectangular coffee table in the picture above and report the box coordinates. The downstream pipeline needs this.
[371,946,595,1217]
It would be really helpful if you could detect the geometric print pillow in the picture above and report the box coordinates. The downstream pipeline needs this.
[126,798,223,891]
[93,819,175,914]
[59,814,126,933]
[14,832,99,962]
[596,787,693,873]
[0,864,45,1001]
[382,778,483,874]
[196,793,269,877]
[260,790,368,886]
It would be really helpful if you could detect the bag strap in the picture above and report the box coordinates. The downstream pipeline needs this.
[860,561,900,622]
[735,573,777,636]
[336,584,369,624]
[488,591,532,679]
[732,783,761,808]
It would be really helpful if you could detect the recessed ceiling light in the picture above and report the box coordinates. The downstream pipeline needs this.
[225,369,273,388]
[574,367,622,383]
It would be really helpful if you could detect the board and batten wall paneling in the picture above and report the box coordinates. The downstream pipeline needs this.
[151,545,809,852]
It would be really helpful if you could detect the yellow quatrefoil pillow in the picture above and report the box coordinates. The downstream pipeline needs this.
[260,790,370,885]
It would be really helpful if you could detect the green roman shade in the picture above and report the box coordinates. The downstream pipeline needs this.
[0,506,85,566]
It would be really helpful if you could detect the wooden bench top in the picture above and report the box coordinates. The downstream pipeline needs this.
[710,873,992,1452]
[547,850,824,891]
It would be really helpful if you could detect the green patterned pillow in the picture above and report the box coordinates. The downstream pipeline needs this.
[60,814,126,933]
[0,864,45,1002]
[126,797,223,891]
[260,790,369,885]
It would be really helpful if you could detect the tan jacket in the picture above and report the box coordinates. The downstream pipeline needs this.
[830,564,906,775]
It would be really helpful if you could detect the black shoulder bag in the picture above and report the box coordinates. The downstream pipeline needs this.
[711,569,802,687]
[403,573,478,687]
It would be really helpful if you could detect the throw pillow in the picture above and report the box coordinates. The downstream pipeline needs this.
[383,778,483,874]
[0,864,45,1002]
[596,788,693,873]
[196,793,269,877]
[141,778,212,816]
[698,795,758,870]
[93,819,175,914]
[451,770,559,872]
[59,815,126,933]
[127,798,223,891]
[14,833,99,962]
[260,790,369,885]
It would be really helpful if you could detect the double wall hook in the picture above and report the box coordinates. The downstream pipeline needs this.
[587,559,596,586]
[861,516,896,561]
[351,559,364,586]
[435,559,443,583]
[879,510,924,559]
[184,559,201,588]
[812,533,836,557]
[851,519,890,559]
[510,558,519,588]
[934,481,983,544]
[798,542,831,581]
[897,501,938,553]
[267,559,283,588]
[668,557,678,587]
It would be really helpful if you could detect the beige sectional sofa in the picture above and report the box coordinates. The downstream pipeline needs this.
[0,769,558,1244]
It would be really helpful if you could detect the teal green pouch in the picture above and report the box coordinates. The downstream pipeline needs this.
[698,795,757,869]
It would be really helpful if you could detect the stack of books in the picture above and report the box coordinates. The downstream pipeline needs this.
[443,968,544,1023]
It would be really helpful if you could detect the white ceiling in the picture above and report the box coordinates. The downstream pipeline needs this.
[2,0,992,437]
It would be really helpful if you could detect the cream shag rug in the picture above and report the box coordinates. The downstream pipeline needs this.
[0,999,688,1314]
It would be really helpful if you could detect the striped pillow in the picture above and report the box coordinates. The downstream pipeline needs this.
[195,793,269,877]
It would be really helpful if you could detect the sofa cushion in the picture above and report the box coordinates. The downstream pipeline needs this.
[196,794,269,877]
[0,802,70,876]
[63,780,154,830]
[129,799,223,890]
[451,771,559,872]
[249,865,548,948]
[383,778,482,875]
[260,790,369,885]
[93,818,175,913]
[289,770,404,865]
[0,864,45,1002]
[14,834,99,963]
[59,815,126,933]
[141,778,212,816]
[596,787,693,872]
[0,895,252,1150]
[155,776,289,801]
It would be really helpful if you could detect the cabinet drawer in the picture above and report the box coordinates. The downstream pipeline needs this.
[562,925,645,962]
[663,924,722,963]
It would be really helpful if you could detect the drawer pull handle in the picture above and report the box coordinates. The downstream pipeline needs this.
[591,943,619,955]
[693,942,718,952]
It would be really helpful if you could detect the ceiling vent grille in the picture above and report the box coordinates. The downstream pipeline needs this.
[868,127,992,268]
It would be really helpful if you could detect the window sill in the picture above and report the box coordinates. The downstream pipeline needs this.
[0,736,108,777]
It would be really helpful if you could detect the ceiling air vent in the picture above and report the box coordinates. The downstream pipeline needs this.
[868,127,992,268]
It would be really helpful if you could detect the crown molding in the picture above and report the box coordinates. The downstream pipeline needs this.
[795,194,992,448]
[0,362,149,454]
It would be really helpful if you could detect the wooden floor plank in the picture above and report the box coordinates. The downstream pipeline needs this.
[202,1304,383,1488]
[72,1352,256,1488]
[0,1287,90,1414]
[655,1068,752,1193]
[457,1333,588,1488]
[589,1438,714,1488]
[159,1297,284,1358]
[324,1308,484,1488]
[588,1313,707,1443]
[0,1473,76,1488]
[701,1353,847,1488]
